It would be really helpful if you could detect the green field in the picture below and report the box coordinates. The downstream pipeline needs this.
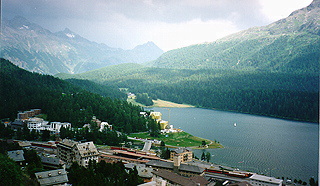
[129,131,223,149]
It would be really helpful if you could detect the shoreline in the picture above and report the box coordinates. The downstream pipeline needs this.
[151,99,194,108]
[128,131,223,149]
[142,99,317,124]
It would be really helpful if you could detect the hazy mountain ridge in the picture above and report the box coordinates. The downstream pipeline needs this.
[1,16,163,74]
[148,0,320,73]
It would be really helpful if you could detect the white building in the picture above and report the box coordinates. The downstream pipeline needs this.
[99,122,112,131]
[27,117,71,133]
[27,117,49,131]
[50,122,72,133]
[249,174,283,186]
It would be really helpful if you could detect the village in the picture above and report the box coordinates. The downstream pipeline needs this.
[2,108,286,186]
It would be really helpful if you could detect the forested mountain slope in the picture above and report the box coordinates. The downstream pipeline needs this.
[56,63,319,122]
[0,59,149,133]
[0,16,163,75]
[148,0,320,73]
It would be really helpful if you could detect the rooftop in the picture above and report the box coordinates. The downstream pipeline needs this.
[77,141,99,157]
[173,147,192,154]
[41,156,63,166]
[250,174,283,184]
[152,169,199,186]
[35,169,68,186]
[58,139,78,148]
[146,160,204,174]
[7,150,25,162]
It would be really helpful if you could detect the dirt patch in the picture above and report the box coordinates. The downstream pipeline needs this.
[152,99,194,108]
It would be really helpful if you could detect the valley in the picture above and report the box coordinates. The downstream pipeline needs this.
[1,0,319,185]
[56,65,319,123]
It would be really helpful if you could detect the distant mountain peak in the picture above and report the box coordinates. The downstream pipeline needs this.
[55,28,82,40]
[11,16,30,23]
[62,28,76,38]
[61,28,75,34]
[133,41,163,52]
[8,16,31,28]
[289,0,319,16]
[1,17,164,74]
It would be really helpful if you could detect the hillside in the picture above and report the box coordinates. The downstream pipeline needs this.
[0,58,150,133]
[148,0,320,73]
[0,16,163,74]
[56,63,319,122]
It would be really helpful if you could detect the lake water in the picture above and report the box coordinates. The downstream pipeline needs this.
[147,107,319,181]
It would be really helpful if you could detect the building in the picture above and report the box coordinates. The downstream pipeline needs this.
[57,139,99,168]
[248,174,283,186]
[146,159,205,177]
[150,112,162,120]
[125,163,154,183]
[7,150,25,166]
[100,122,112,131]
[41,156,65,170]
[27,117,49,131]
[50,122,72,133]
[159,120,169,130]
[204,168,283,186]
[113,150,161,161]
[170,148,193,163]
[152,169,209,186]
[75,141,99,167]
[56,139,77,168]
[27,118,71,133]
[10,120,26,131]
[17,109,41,119]
[99,154,149,164]
[35,169,68,186]
[87,116,112,131]
[17,112,28,120]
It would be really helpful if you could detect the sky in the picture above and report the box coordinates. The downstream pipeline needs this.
[2,0,313,51]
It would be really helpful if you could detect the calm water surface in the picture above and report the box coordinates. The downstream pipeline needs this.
[148,107,319,181]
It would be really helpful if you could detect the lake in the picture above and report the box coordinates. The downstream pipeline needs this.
[147,107,319,182]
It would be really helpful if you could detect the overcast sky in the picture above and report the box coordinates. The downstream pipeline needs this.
[2,0,313,51]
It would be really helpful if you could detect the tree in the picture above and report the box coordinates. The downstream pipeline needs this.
[160,148,171,159]
[202,140,206,146]
[0,122,14,139]
[0,154,24,185]
[41,130,51,141]
[201,152,206,161]
[24,149,43,177]
[148,119,159,137]
[205,152,211,162]
[136,93,153,106]
[309,177,317,186]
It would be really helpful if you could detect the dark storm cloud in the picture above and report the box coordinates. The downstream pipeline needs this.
[6,0,303,50]
[109,0,268,28]
[2,0,268,30]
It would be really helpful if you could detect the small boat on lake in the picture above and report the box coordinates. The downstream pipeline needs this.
[234,123,237,127]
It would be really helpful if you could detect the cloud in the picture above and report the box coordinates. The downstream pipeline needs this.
[2,0,313,51]
[259,0,313,22]
[148,19,239,51]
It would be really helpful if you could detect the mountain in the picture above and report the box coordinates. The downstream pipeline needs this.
[55,2,318,122]
[148,0,320,73]
[0,16,163,74]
